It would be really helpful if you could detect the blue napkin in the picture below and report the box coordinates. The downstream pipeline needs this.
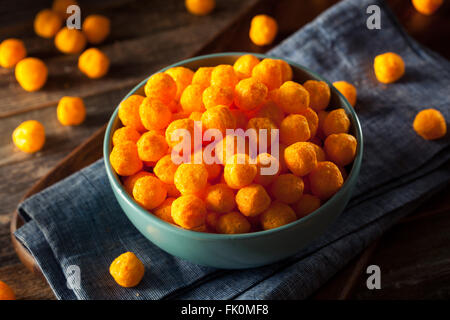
[15,0,450,300]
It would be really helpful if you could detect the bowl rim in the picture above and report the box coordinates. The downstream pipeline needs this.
[103,51,364,240]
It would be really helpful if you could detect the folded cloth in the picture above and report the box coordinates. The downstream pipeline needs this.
[15,0,450,300]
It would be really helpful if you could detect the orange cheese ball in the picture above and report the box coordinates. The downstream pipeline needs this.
[252,58,283,90]
[204,183,236,213]
[322,108,350,136]
[280,114,311,145]
[109,252,145,288]
[203,85,234,109]
[57,96,86,126]
[236,184,271,217]
[192,66,213,88]
[294,194,321,218]
[373,52,405,84]
[15,57,48,92]
[12,120,45,153]
[412,0,443,15]
[249,14,278,46]
[82,14,110,44]
[233,54,260,79]
[165,66,194,100]
[55,27,86,54]
[230,109,249,129]
[191,148,222,181]
[153,154,179,184]
[324,133,357,166]
[201,105,236,135]
[333,81,357,107]
[0,39,26,68]
[253,100,285,126]
[260,201,296,230]
[274,81,310,114]
[34,9,62,38]
[216,211,251,234]
[309,161,344,200]
[174,163,209,195]
[413,108,447,140]
[246,117,278,147]
[0,281,15,300]
[52,0,78,18]
[110,141,143,176]
[78,48,109,79]
[185,0,215,16]
[165,118,196,148]
[153,197,176,224]
[206,211,221,231]
[308,142,326,162]
[171,194,207,229]
[211,64,239,88]
[132,175,167,209]
[145,72,177,104]
[139,97,172,131]
[303,80,330,111]
[234,78,268,111]
[270,173,304,204]
[137,131,168,162]
[118,95,146,132]
[276,59,293,83]
[284,141,318,176]
[224,154,257,189]
[298,107,319,137]
[180,84,206,113]
[123,171,153,194]
[254,153,279,186]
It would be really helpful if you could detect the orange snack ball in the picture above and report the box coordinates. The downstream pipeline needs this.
[333,81,357,107]
[252,59,283,90]
[233,54,260,79]
[206,211,221,231]
[185,0,215,16]
[254,153,279,186]
[139,97,172,131]
[309,161,344,200]
[55,27,86,54]
[234,78,268,111]
[224,154,257,189]
[216,211,251,234]
[201,105,236,135]
[211,64,239,89]
[110,141,143,176]
[123,171,153,194]
[253,100,285,126]
[284,142,318,176]
[294,194,321,218]
[12,120,45,153]
[204,183,236,213]
[153,197,176,224]
[153,154,179,184]
[280,114,311,145]
[413,108,447,140]
[165,118,196,148]
[145,73,177,104]
[109,252,145,288]
[270,174,304,204]
[412,0,443,15]
[373,52,405,84]
[260,201,296,230]
[249,14,278,46]
[0,281,15,300]
[324,133,357,166]
[276,59,293,82]
[137,131,168,162]
[15,57,47,92]
[34,9,62,38]
[203,85,234,109]
[246,117,278,147]
[298,107,319,137]
[171,194,207,229]
[231,109,248,129]
[236,184,271,217]
[118,95,145,132]
[0,39,26,68]
[174,163,208,195]
[165,66,194,100]
[274,81,310,114]
[308,142,326,162]
[192,148,222,181]
[322,108,350,136]
[133,175,167,209]
[82,15,110,45]
[180,84,206,113]
[56,96,86,126]
[192,66,213,88]
[303,80,330,111]
[52,0,78,18]
[78,48,109,79]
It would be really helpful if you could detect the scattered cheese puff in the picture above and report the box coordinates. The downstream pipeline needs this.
[324,133,357,166]
[34,9,62,38]
[253,100,285,126]
[234,78,268,111]
[82,14,110,44]
[284,141,318,176]
[78,48,109,79]
[233,54,260,79]
[165,118,196,148]
[174,163,209,195]
[252,58,283,90]
[322,108,350,136]
[12,120,45,153]
[0,38,26,68]
[109,252,145,288]
[171,194,207,229]
[276,59,293,82]
[139,97,172,131]
[154,154,179,184]
[249,15,278,46]
[333,81,357,107]
[413,108,447,140]
[260,201,296,230]
[294,194,321,218]
[165,66,194,100]
[236,184,271,217]
[203,85,234,109]
[55,27,86,54]
[270,173,304,204]
[153,197,176,224]
[57,96,86,126]
[185,0,215,16]
[254,153,279,186]
[110,141,143,176]
[192,66,213,88]
[15,57,47,92]
[280,114,311,145]
[247,117,278,147]
[374,52,405,84]
[303,80,330,111]
[412,0,443,15]
[180,84,206,113]
[204,183,236,213]
[309,161,344,200]
[201,105,236,135]
[52,0,78,18]
[118,95,146,132]
[133,175,167,209]
[206,211,221,231]
[0,281,15,300]
[224,154,257,189]
[230,109,249,129]
[123,171,154,194]
[216,211,251,234]
[145,73,177,104]
[211,64,239,88]
[137,131,168,162]
[274,81,310,114]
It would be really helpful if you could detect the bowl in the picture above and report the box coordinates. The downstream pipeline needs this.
[103,52,363,269]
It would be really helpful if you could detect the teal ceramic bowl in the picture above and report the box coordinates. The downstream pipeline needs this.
[104,52,363,269]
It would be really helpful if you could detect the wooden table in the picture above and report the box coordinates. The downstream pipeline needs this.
[0,0,449,300]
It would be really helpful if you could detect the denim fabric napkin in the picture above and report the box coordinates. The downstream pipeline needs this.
[15,0,450,299]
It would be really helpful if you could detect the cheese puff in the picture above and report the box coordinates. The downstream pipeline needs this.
[216,211,251,234]
[145,73,177,104]
[139,97,172,131]
[56,96,86,126]
[254,153,280,186]
[15,57,47,92]
[270,173,304,204]
[55,27,86,54]
[118,95,146,132]
[78,48,109,79]
[154,154,179,184]
[322,108,350,136]
[274,81,310,114]
[0,281,15,300]
[12,120,45,153]
[202,85,233,109]
[236,184,271,217]
[294,194,321,218]
[180,84,206,113]
[233,54,260,79]
[204,183,236,213]
[165,118,196,148]
[192,66,213,88]
[110,141,143,176]
[165,66,194,100]
[234,78,268,111]
[333,81,357,107]
[298,107,319,137]
[174,163,209,195]
[249,15,278,46]
[230,109,249,129]
[275,59,293,83]
[224,154,257,189]
[137,131,168,162]
[324,133,357,166]
[374,52,405,84]
[201,105,236,135]
[112,126,141,146]
[280,114,311,145]
[0,39,26,68]
[303,80,330,111]
[123,171,154,194]
[153,197,176,224]
[251,58,283,90]
[109,252,145,288]
[171,194,207,229]
[246,117,278,147]
[211,64,239,88]
[192,148,222,181]
[34,9,62,38]
[412,0,443,15]
[185,0,215,16]
[260,201,296,230]
[307,142,326,162]
[252,100,285,126]
[133,175,167,209]
[284,142,318,176]
[83,14,110,44]
[309,161,344,200]
[413,108,447,140]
